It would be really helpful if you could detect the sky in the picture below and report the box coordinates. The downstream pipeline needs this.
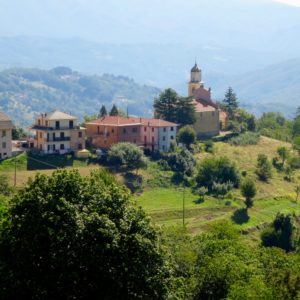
[275,0,300,6]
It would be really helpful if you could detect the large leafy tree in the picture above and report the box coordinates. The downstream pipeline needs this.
[108,142,148,172]
[177,125,196,149]
[222,87,239,120]
[154,89,196,125]
[0,170,168,299]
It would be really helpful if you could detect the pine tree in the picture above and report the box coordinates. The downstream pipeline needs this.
[99,105,107,117]
[153,88,178,122]
[223,87,239,120]
[109,104,119,116]
[296,106,300,119]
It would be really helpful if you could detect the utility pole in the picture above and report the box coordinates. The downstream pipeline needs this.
[14,159,17,187]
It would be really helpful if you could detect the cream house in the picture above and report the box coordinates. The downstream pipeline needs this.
[0,112,14,159]
[32,110,86,154]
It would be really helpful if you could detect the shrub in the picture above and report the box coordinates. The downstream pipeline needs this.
[212,181,233,199]
[196,157,240,192]
[177,125,196,149]
[287,156,300,170]
[168,148,196,177]
[256,154,272,182]
[0,175,11,196]
[229,132,260,146]
[240,178,256,209]
[203,140,214,153]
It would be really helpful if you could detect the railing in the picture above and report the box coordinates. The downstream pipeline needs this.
[46,137,71,142]
[32,125,79,131]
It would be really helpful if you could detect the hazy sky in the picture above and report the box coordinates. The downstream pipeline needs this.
[275,0,300,6]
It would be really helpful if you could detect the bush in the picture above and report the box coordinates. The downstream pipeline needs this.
[229,132,260,146]
[240,178,256,209]
[0,175,11,196]
[212,181,233,199]
[196,157,240,192]
[256,154,272,182]
[177,125,196,149]
[168,148,196,177]
[203,140,214,153]
[288,156,300,170]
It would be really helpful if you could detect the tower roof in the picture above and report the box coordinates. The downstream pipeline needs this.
[191,63,200,72]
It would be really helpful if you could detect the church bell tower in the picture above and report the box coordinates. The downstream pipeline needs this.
[188,62,203,97]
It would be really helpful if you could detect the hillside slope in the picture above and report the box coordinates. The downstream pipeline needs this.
[0,67,160,127]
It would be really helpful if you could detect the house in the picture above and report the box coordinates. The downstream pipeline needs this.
[85,116,178,152]
[188,63,221,138]
[31,110,86,154]
[0,112,14,160]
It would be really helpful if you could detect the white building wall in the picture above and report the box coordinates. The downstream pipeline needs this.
[158,126,177,152]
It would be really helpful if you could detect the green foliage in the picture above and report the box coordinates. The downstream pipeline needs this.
[177,125,196,149]
[256,154,272,181]
[261,213,298,252]
[257,112,293,142]
[240,178,256,209]
[98,104,107,117]
[287,155,300,170]
[196,157,240,192]
[0,175,12,196]
[167,148,196,177]
[222,87,239,119]
[108,142,148,171]
[203,140,214,153]
[154,89,196,125]
[277,146,290,165]
[293,117,300,137]
[109,104,119,116]
[0,169,169,299]
[212,181,233,199]
[12,127,27,140]
[229,132,260,146]
[293,135,300,155]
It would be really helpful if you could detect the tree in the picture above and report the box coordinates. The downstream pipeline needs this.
[0,170,169,299]
[108,142,148,172]
[293,136,300,155]
[261,213,297,252]
[256,154,272,181]
[277,146,289,165]
[175,97,196,125]
[109,104,119,116]
[99,104,107,117]
[168,148,196,177]
[153,88,178,123]
[12,128,27,140]
[240,178,256,209]
[222,87,239,120]
[196,157,240,192]
[296,107,300,119]
[177,125,196,149]
[295,185,300,202]
[293,117,300,137]
[153,89,196,125]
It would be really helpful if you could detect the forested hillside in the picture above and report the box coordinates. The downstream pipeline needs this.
[0,67,160,126]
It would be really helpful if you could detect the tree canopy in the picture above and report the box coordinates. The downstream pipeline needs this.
[0,169,168,299]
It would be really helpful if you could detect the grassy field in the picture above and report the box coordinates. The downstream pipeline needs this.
[134,136,300,237]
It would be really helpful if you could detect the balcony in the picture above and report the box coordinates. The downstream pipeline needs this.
[46,137,71,142]
[32,125,79,131]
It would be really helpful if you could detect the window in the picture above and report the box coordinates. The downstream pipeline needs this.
[152,128,154,132]
[47,145,50,151]
[152,137,154,143]
[112,129,115,134]
[132,127,138,133]
[170,127,174,131]
[55,121,60,129]
[53,144,56,150]
[163,127,166,132]
[97,126,100,134]
[2,130,6,137]
[78,131,82,138]
[162,145,165,151]
[45,121,48,127]
[171,136,174,140]
[60,132,65,138]
[162,136,166,141]
[144,127,147,132]
[78,143,82,150]
[39,132,43,138]
[69,120,74,129]
[123,128,127,134]
[2,142,6,149]
[144,136,147,143]
[60,144,64,150]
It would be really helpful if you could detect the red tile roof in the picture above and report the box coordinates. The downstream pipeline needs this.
[192,99,216,112]
[193,87,218,109]
[86,116,178,127]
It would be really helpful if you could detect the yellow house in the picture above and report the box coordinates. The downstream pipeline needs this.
[32,110,86,154]
[0,112,14,159]
[188,63,220,138]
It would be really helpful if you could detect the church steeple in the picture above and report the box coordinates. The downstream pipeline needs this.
[188,62,203,97]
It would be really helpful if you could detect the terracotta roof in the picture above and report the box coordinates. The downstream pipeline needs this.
[193,87,218,109]
[192,99,216,112]
[0,112,11,121]
[39,110,77,120]
[86,116,178,127]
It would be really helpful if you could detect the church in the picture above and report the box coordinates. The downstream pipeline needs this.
[188,63,224,138]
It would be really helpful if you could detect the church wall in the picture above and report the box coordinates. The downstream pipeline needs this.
[193,110,220,138]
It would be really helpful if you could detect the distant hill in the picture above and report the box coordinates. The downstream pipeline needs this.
[0,67,160,127]
[212,59,300,117]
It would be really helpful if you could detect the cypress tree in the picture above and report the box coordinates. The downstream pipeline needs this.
[223,87,239,120]
[99,105,107,117]
[109,104,119,116]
